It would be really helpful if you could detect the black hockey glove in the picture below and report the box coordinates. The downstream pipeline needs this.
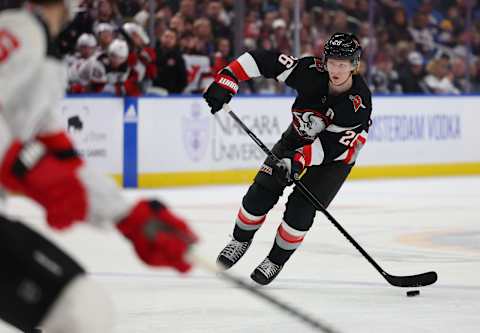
[203,68,239,114]
[275,151,306,186]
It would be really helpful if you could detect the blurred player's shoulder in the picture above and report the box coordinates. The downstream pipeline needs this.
[0,9,46,65]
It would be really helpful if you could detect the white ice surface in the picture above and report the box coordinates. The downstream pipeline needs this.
[1,177,479,333]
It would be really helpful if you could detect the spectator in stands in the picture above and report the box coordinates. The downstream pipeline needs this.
[170,13,187,36]
[179,0,196,22]
[473,59,480,91]
[79,39,143,96]
[68,33,97,93]
[156,4,174,23]
[445,5,464,35]
[436,19,456,48]
[312,36,326,58]
[211,37,232,74]
[244,10,261,41]
[118,0,142,18]
[192,17,214,55]
[93,0,120,32]
[423,58,460,94]
[181,32,213,93]
[153,29,188,94]
[409,12,435,56]
[95,23,115,54]
[386,7,412,44]
[451,57,470,92]
[370,54,402,94]
[56,0,95,55]
[310,7,332,40]
[51,0,478,95]
[271,18,291,54]
[122,22,158,93]
[206,0,232,40]
[331,10,358,34]
[355,0,370,21]
[398,51,427,93]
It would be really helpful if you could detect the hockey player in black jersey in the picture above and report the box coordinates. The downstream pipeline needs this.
[204,32,372,285]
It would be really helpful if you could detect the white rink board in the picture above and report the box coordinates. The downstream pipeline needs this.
[359,96,478,165]
[57,97,124,174]
[138,97,293,173]
[138,96,480,173]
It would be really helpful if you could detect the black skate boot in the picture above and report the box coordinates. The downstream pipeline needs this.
[217,238,252,269]
[250,257,283,285]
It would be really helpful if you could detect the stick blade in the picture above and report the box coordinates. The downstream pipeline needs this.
[385,271,438,287]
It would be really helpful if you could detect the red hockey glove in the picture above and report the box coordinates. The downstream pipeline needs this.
[116,200,198,273]
[0,134,87,229]
[203,68,239,114]
[275,150,306,186]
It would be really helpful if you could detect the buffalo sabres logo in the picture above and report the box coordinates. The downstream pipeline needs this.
[349,95,366,112]
[292,109,330,140]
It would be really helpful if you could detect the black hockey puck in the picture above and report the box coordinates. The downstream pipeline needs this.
[406,290,420,297]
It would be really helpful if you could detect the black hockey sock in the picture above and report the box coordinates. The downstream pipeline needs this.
[268,242,295,266]
[233,225,257,242]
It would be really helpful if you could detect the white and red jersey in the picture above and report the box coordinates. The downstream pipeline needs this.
[67,53,93,92]
[0,9,130,226]
[79,52,141,96]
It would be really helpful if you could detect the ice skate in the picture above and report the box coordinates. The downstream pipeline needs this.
[250,257,283,285]
[216,238,252,269]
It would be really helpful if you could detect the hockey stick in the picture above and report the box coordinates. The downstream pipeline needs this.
[222,104,437,288]
[188,252,341,333]
[151,221,340,332]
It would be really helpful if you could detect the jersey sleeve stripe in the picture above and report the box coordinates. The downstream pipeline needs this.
[302,144,312,166]
[303,138,325,166]
[344,134,367,164]
[325,123,361,133]
[276,65,296,82]
[229,52,261,81]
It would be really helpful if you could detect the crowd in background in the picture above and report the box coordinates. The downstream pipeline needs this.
[2,0,480,95]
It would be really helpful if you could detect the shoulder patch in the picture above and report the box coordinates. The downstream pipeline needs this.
[349,95,366,112]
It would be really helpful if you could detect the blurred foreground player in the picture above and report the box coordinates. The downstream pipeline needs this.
[0,1,197,332]
[204,33,372,285]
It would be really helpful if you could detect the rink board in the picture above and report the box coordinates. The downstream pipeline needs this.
[56,97,124,185]
[60,95,480,187]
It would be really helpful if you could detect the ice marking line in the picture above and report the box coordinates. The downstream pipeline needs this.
[397,230,480,254]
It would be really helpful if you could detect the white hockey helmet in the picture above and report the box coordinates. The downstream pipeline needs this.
[123,22,150,45]
[108,39,129,61]
[95,23,115,35]
[77,33,97,48]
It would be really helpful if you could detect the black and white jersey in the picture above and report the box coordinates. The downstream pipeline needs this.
[228,50,372,166]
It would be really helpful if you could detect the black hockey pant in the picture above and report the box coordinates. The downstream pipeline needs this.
[0,215,85,331]
[233,131,353,265]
